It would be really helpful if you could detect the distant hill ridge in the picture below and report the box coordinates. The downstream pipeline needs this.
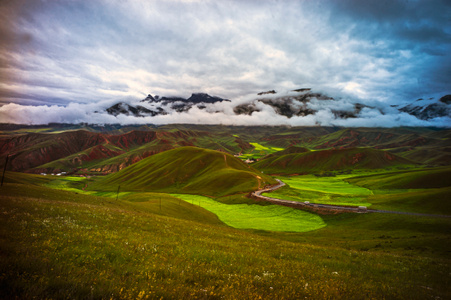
[1,126,450,175]
[0,129,252,174]
[253,147,416,175]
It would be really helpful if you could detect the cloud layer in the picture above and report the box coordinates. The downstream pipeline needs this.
[0,0,450,126]
[1,89,450,127]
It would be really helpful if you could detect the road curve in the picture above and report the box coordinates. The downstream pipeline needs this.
[252,179,451,218]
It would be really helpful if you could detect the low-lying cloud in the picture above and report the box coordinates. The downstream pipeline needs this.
[1,90,450,128]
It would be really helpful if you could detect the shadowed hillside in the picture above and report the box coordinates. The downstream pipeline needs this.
[347,166,451,190]
[262,146,310,159]
[90,147,277,196]
[253,147,416,174]
[260,127,451,166]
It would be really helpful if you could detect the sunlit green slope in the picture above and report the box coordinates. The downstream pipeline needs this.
[91,146,277,196]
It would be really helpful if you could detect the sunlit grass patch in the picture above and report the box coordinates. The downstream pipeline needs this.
[264,189,372,207]
[239,142,285,160]
[44,176,88,190]
[249,142,284,152]
[264,175,373,207]
[171,194,326,232]
[280,175,372,195]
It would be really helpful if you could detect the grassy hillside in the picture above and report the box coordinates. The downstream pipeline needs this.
[253,147,415,174]
[347,166,451,190]
[1,125,450,298]
[400,147,451,166]
[345,167,451,214]
[2,126,450,176]
[90,147,277,196]
[0,129,253,174]
[1,176,450,299]
[258,127,451,166]
[34,143,125,173]
[259,145,310,160]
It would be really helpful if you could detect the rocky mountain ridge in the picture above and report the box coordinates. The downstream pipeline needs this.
[106,93,231,117]
[398,95,451,120]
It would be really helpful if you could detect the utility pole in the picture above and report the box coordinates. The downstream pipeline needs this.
[116,185,120,201]
[1,155,9,187]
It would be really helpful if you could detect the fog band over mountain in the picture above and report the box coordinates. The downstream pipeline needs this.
[1,89,450,127]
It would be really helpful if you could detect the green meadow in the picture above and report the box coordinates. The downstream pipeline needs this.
[262,168,451,215]
[264,174,373,207]
[239,142,284,160]
[249,142,284,152]
[171,194,326,232]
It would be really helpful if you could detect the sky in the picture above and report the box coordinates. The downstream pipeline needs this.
[0,0,450,126]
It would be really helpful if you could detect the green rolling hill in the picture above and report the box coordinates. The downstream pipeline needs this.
[90,146,277,196]
[260,127,451,166]
[263,145,310,158]
[347,166,451,190]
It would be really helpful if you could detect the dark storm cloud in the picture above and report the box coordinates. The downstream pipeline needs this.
[326,0,451,99]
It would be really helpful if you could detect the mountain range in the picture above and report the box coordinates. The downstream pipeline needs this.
[103,89,451,121]
[106,93,231,117]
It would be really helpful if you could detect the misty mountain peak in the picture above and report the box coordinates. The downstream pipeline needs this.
[257,90,277,95]
[141,94,156,103]
[187,93,230,104]
[399,95,451,120]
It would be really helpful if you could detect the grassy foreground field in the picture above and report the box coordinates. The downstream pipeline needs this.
[1,163,451,299]
[1,181,450,299]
